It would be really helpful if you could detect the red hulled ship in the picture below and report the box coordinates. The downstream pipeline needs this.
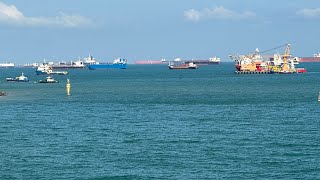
[299,53,320,62]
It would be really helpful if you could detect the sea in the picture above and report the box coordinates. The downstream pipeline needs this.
[0,62,319,179]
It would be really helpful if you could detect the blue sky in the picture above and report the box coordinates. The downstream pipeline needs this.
[0,0,320,64]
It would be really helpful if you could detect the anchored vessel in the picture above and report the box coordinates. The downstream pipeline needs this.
[88,58,127,70]
[229,44,306,74]
[51,60,85,69]
[184,57,221,65]
[36,63,68,75]
[135,59,168,65]
[168,62,198,69]
[0,62,15,68]
[299,53,320,62]
[6,73,29,82]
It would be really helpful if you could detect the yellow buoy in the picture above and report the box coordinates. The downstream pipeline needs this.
[66,78,71,96]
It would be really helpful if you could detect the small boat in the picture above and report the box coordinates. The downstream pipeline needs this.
[39,76,59,83]
[318,92,320,102]
[168,62,198,69]
[6,73,29,82]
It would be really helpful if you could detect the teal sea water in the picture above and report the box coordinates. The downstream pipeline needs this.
[0,63,320,179]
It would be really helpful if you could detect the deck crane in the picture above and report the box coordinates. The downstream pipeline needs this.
[281,44,291,72]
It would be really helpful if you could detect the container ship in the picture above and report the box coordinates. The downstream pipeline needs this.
[184,56,221,65]
[299,53,320,62]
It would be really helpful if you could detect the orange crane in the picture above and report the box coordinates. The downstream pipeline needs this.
[281,44,291,72]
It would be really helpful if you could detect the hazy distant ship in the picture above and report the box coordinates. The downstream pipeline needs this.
[299,53,320,62]
[51,60,85,69]
[0,62,15,68]
[24,63,39,68]
[36,63,68,75]
[135,58,168,65]
[184,57,221,65]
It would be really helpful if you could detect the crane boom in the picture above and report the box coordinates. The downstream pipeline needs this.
[259,43,289,54]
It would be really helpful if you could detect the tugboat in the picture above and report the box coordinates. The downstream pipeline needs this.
[39,76,59,83]
[6,73,29,82]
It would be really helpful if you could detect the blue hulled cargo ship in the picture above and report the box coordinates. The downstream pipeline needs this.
[88,58,127,70]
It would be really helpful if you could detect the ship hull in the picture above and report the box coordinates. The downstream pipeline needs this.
[88,64,127,70]
[36,70,68,75]
[135,60,167,65]
[168,65,198,69]
[52,65,85,69]
[0,63,15,68]
[299,57,320,62]
[6,79,29,82]
[36,70,48,75]
[184,60,220,65]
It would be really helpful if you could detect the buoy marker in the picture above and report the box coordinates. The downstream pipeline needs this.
[66,78,71,96]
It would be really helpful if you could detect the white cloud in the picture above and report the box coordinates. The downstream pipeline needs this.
[184,9,202,22]
[184,6,255,22]
[0,1,92,27]
[296,8,320,18]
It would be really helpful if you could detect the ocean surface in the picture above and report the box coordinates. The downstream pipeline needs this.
[0,62,319,179]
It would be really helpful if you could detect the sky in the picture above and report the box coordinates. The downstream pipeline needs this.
[0,0,320,64]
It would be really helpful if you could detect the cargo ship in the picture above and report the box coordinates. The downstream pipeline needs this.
[51,60,85,69]
[88,58,127,70]
[36,63,68,75]
[135,59,167,64]
[184,56,221,65]
[299,53,320,62]
[24,63,39,68]
[0,62,15,68]
[168,62,198,69]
